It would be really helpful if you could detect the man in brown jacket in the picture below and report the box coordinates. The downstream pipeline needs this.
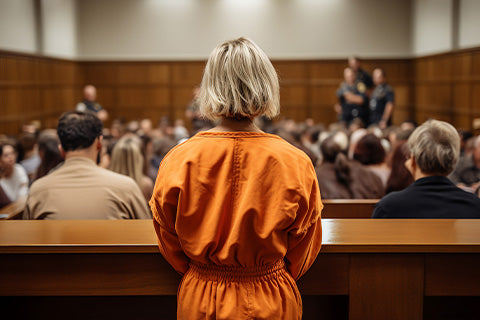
[24,111,150,220]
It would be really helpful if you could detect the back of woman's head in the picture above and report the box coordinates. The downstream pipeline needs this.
[321,135,342,163]
[109,135,144,187]
[386,141,414,194]
[152,137,176,160]
[199,37,280,120]
[353,133,386,165]
[407,119,460,176]
[35,130,63,181]
[320,135,352,192]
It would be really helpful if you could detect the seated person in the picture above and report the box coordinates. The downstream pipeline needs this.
[24,111,150,220]
[109,135,154,201]
[316,132,384,199]
[18,132,41,183]
[385,141,414,194]
[0,185,11,209]
[33,130,64,181]
[449,135,480,192]
[0,142,29,203]
[372,120,480,218]
[353,133,391,187]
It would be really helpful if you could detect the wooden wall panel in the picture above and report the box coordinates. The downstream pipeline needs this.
[472,52,480,78]
[452,53,472,80]
[412,48,480,131]
[171,62,204,85]
[472,84,480,117]
[310,61,346,83]
[0,51,82,135]
[3,47,480,135]
[452,84,472,129]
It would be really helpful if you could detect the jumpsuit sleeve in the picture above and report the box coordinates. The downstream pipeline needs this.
[285,162,323,281]
[149,159,190,275]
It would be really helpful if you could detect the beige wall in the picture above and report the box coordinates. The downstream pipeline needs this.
[412,0,453,56]
[459,0,480,49]
[41,0,77,59]
[0,0,37,54]
[1,0,480,60]
[77,0,412,60]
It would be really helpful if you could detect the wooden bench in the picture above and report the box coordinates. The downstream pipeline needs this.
[321,199,378,218]
[0,219,479,320]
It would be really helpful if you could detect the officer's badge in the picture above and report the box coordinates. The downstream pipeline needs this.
[357,82,366,93]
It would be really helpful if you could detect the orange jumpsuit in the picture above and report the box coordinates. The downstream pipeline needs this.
[150,131,322,320]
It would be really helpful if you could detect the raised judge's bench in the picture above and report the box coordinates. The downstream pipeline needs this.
[1,219,480,320]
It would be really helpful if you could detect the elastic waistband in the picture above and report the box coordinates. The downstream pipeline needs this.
[188,260,286,282]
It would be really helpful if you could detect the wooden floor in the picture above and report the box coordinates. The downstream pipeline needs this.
[1,219,480,319]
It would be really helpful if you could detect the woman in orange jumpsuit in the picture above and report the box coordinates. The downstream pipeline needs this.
[150,37,323,320]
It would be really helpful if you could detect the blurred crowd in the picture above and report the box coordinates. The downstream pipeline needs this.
[1,111,479,211]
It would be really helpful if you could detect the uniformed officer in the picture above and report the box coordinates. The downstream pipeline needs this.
[335,67,369,127]
[348,56,374,91]
[76,85,108,122]
[369,68,394,129]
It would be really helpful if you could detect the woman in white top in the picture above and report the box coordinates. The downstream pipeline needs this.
[0,143,29,202]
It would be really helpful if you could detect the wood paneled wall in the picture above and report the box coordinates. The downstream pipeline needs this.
[80,59,412,130]
[413,48,480,130]
[0,51,82,134]
[1,47,479,136]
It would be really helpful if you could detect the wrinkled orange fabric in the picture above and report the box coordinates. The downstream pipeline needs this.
[150,131,323,320]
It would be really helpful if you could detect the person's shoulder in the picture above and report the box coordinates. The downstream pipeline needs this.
[456,154,474,168]
[96,167,138,186]
[351,161,381,181]
[372,187,411,218]
[377,183,416,206]
[260,134,314,165]
[29,171,56,195]
[377,188,409,205]
[157,138,193,164]
[454,186,480,204]
[13,164,28,177]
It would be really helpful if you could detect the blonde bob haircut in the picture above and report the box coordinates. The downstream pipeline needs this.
[407,119,460,176]
[199,37,280,120]
[109,135,144,188]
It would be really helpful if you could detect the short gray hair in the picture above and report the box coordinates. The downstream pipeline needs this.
[407,120,460,175]
[199,37,280,120]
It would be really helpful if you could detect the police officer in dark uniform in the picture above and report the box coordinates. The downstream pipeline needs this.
[76,85,108,122]
[335,67,369,127]
[369,68,394,129]
[348,56,374,91]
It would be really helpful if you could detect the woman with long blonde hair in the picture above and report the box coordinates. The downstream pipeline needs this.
[110,135,153,201]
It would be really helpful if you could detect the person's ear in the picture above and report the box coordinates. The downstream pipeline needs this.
[96,136,103,151]
[58,144,66,159]
[405,153,415,176]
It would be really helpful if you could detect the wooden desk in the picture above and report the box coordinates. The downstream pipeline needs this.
[1,219,479,320]
[321,199,378,218]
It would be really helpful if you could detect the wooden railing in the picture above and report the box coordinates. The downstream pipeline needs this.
[1,219,480,319]
[1,198,377,221]
[321,199,378,218]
